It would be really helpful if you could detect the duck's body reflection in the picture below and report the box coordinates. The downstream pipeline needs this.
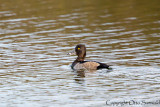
[72,69,112,84]
[68,44,112,84]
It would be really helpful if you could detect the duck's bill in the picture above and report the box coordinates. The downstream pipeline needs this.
[67,50,75,55]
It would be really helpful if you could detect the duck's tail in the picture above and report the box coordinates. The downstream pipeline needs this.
[97,63,111,69]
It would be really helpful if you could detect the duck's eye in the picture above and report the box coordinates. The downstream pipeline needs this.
[78,48,80,50]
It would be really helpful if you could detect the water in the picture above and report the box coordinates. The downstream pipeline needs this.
[0,0,160,106]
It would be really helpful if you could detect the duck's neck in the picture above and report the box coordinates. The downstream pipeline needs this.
[75,51,86,62]
[76,57,85,62]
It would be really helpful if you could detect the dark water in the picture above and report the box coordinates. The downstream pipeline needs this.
[0,0,160,106]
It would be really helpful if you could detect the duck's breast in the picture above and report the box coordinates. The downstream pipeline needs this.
[73,61,100,70]
[73,63,85,70]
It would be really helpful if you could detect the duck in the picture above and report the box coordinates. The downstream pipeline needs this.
[68,44,110,70]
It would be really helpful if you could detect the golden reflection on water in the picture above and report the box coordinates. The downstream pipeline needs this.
[0,0,160,106]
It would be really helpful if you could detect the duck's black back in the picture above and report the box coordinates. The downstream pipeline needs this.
[97,62,110,69]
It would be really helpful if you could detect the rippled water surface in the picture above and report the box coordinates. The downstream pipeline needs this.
[0,0,160,106]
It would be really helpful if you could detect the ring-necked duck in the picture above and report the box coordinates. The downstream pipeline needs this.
[68,44,110,70]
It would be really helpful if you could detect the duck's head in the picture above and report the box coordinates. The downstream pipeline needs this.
[68,44,86,61]
[75,44,86,59]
